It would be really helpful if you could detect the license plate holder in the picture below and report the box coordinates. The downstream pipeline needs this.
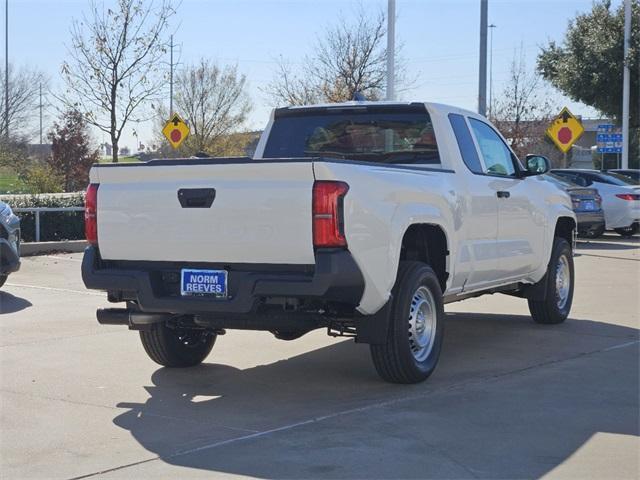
[581,200,596,211]
[180,269,228,297]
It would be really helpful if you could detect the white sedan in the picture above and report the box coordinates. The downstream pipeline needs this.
[551,169,640,236]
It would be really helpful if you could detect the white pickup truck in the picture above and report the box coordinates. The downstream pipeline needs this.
[82,101,576,384]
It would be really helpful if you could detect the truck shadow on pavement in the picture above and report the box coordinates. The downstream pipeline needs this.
[0,291,32,314]
[113,313,639,479]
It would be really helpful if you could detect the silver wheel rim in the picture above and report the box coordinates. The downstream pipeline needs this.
[408,286,437,362]
[555,254,571,310]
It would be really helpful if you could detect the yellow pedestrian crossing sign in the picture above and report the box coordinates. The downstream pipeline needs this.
[546,107,584,154]
[162,114,190,149]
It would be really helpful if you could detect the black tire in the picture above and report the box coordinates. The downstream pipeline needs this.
[528,237,574,324]
[582,225,605,239]
[370,261,445,384]
[139,321,216,367]
[0,275,6,289]
[614,224,639,237]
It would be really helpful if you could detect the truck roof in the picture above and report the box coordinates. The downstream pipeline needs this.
[277,100,480,119]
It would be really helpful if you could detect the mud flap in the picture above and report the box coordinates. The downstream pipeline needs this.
[354,296,393,345]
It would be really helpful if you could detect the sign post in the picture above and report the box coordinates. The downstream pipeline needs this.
[545,107,585,166]
[162,114,190,149]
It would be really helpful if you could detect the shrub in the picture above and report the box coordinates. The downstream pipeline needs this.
[20,164,64,194]
[0,192,85,242]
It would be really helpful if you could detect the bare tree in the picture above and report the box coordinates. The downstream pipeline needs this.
[490,50,557,161]
[151,59,251,156]
[174,59,251,153]
[60,0,175,163]
[265,8,408,105]
[0,64,48,141]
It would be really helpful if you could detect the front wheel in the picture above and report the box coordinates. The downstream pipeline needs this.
[614,224,639,237]
[139,321,216,367]
[370,261,445,384]
[528,237,574,324]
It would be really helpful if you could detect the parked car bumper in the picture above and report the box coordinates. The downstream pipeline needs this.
[81,246,365,316]
[575,210,605,234]
[0,238,20,275]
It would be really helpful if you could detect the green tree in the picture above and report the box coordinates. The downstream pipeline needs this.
[537,0,639,165]
[47,109,100,191]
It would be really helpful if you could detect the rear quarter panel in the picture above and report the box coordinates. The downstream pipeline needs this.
[313,161,457,314]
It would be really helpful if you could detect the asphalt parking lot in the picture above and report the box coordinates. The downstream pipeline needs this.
[1,235,638,479]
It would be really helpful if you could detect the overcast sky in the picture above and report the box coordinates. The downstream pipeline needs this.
[8,0,612,151]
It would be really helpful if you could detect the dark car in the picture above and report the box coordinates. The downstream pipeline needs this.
[545,173,606,238]
[608,169,640,183]
[0,200,20,287]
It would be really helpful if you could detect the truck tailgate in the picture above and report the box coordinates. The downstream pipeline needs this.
[93,161,316,264]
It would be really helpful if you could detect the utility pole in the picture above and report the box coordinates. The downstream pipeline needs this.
[488,24,496,118]
[478,0,488,116]
[621,0,631,169]
[169,34,174,115]
[39,83,42,147]
[4,0,8,139]
[386,0,395,101]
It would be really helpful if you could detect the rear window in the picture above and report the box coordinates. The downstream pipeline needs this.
[263,108,440,165]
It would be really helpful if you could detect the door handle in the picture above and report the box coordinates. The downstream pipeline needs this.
[496,191,510,199]
[178,188,216,208]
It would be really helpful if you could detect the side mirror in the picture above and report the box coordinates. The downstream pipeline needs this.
[525,154,550,175]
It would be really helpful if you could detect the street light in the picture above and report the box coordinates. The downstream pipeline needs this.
[488,24,496,118]
[386,0,395,101]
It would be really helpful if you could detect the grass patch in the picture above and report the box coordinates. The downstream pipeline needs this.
[0,167,29,194]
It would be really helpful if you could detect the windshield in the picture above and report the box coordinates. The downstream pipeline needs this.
[263,110,440,165]
[601,171,639,185]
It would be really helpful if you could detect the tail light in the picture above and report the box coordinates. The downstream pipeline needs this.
[312,181,349,248]
[615,193,640,201]
[595,194,602,207]
[85,183,99,245]
[570,196,580,209]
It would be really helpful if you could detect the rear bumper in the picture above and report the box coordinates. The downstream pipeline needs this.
[575,210,605,232]
[81,246,365,315]
[0,238,20,275]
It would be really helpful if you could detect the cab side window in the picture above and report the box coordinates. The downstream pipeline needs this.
[449,113,483,174]
[468,118,516,177]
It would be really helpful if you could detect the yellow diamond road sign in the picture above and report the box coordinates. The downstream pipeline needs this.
[546,107,584,154]
[162,113,190,149]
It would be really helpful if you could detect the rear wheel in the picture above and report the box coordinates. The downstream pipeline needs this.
[528,237,574,324]
[614,224,639,237]
[139,321,216,367]
[370,261,445,384]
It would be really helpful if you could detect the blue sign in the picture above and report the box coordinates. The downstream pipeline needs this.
[597,125,623,153]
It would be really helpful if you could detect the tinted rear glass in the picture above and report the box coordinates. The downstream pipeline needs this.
[263,109,440,165]
[599,171,639,185]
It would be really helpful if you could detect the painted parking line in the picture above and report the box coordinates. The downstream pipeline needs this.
[5,283,104,297]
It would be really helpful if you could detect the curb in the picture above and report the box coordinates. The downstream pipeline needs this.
[21,240,88,256]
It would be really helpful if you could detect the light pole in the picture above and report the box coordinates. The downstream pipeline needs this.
[478,0,488,116]
[488,24,496,118]
[4,0,8,139]
[386,0,395,101]
[621,0,631,169]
